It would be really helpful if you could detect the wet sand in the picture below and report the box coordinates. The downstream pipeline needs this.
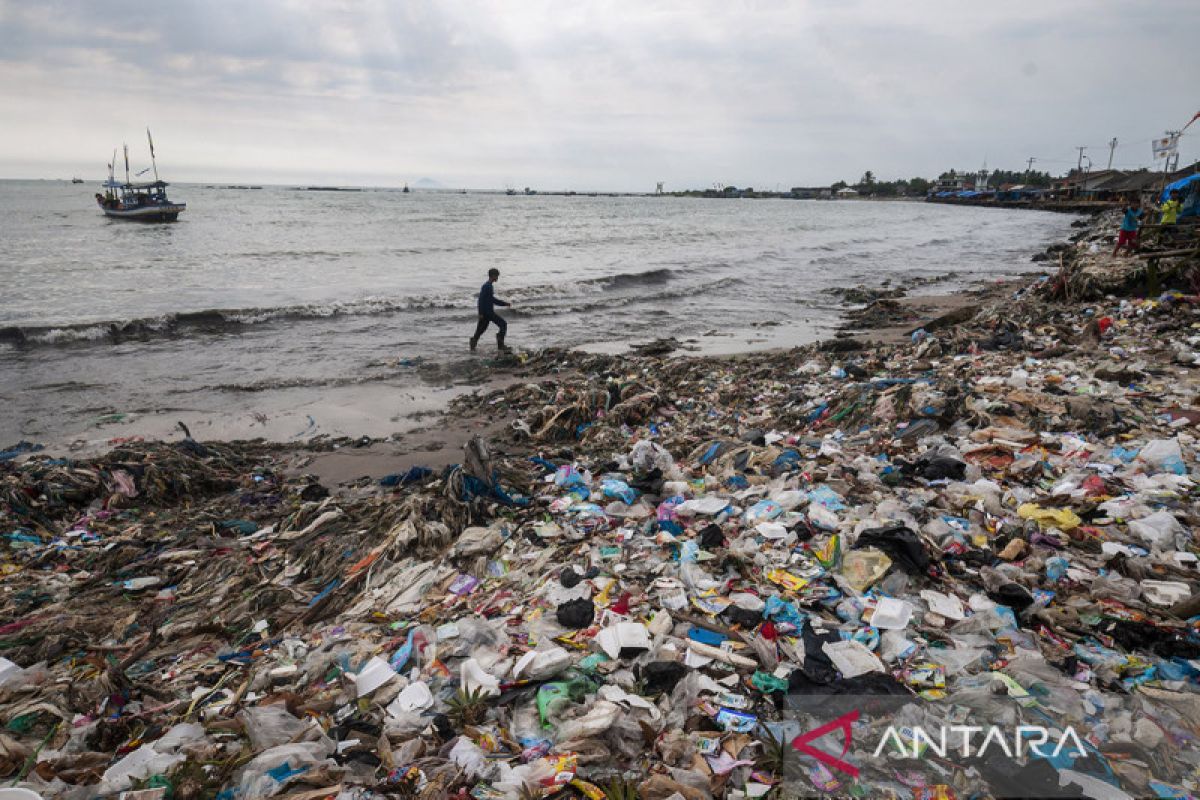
[294,285,1008,488]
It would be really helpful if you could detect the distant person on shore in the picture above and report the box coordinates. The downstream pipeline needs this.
[470,268,511,352]
[1161,190,1183,226]
[1113,199,1143,257]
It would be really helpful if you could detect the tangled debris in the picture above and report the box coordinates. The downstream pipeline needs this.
[3,214,1200,799]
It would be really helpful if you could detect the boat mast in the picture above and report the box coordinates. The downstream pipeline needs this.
[147,128,158,182]
[123,144,130,185]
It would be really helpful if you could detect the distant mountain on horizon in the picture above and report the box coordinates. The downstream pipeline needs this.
[412,177,445,189]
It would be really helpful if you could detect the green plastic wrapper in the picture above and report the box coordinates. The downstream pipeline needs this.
[751,671,789,694]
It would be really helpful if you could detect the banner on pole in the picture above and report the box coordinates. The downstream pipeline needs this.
[1153,133,1179,160]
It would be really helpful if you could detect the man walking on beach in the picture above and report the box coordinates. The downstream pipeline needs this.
[470,268,511,352]
[1112,198,1143,257]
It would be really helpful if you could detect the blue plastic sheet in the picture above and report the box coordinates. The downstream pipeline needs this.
[380,466,433,487]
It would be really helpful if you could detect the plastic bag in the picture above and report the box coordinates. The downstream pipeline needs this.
[807,485,847,511]
[236,742,336,798]
[512,646,572,680]
[100,745,185,792]
[840,549,892,592]
[601,478,638,505]
[452,525,504,558]
[1139,438,1187,475]
[239,704,323,751]
[630,439,675,475]
[555,700,622,741]
[1017,503,1082,531]
[449,736,491,778]
[744,499,783,523]
[1127,509,1186,550]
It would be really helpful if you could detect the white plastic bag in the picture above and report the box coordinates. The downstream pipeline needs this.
[512,646,572,680]
[100,745,185,792]
[239,704,322,751]
[1127,510,1185,550]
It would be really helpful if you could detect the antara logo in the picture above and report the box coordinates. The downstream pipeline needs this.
[872,724,1088,760]
[789,710,1088,777]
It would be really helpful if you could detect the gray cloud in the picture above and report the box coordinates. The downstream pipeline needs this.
[0,0,1196,189]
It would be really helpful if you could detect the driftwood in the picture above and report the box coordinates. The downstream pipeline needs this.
[1141,246,1200,260]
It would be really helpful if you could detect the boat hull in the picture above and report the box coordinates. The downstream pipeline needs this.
[99,203,185,222]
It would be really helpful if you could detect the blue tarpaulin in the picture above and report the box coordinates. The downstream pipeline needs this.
[1162,173,1200,200]
[1161,173,1200,217]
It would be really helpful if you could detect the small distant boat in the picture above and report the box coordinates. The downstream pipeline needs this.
[403,183,410,193]
[71,177,83,184]
[96,130,186,222]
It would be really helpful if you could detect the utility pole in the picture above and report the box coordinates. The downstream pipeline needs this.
[1106,138,1118,171]
[1025,157,1036,177]
[1072,146,1088,199]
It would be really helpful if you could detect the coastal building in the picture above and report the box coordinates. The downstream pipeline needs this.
[1057,167,1197,203]
[1103,171,1168,202]
[934,174,972,193]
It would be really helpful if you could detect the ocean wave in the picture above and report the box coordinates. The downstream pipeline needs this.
[510,274,744,317]
[0,266,692,349]
[0,294,467,348]
[582,267,676,289]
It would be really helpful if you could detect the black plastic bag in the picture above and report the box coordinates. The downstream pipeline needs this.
[556,597,595,629]
[854,524,931,574]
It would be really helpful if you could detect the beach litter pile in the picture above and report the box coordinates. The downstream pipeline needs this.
[3,218,1200,798]
[1043,208,1200,302]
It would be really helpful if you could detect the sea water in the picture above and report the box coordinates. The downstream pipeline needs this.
[0,181,1075,444]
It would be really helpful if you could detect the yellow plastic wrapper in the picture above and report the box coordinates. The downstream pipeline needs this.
[1017,503,1082,531]
[813,533,840,568]
[766,569,808,592]
[569,779,606,800]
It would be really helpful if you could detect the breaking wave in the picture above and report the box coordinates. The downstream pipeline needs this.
[0,265,694,349]
[0,296,466,348]
[584,267,676,289]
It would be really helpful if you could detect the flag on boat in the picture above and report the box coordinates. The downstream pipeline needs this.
[1184,111,1200,132]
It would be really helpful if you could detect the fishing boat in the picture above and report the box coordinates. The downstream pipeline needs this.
[96,130,186,222]
[71,177,83,184]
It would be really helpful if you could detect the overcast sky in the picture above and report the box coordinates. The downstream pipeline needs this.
[0,0,1196,190]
